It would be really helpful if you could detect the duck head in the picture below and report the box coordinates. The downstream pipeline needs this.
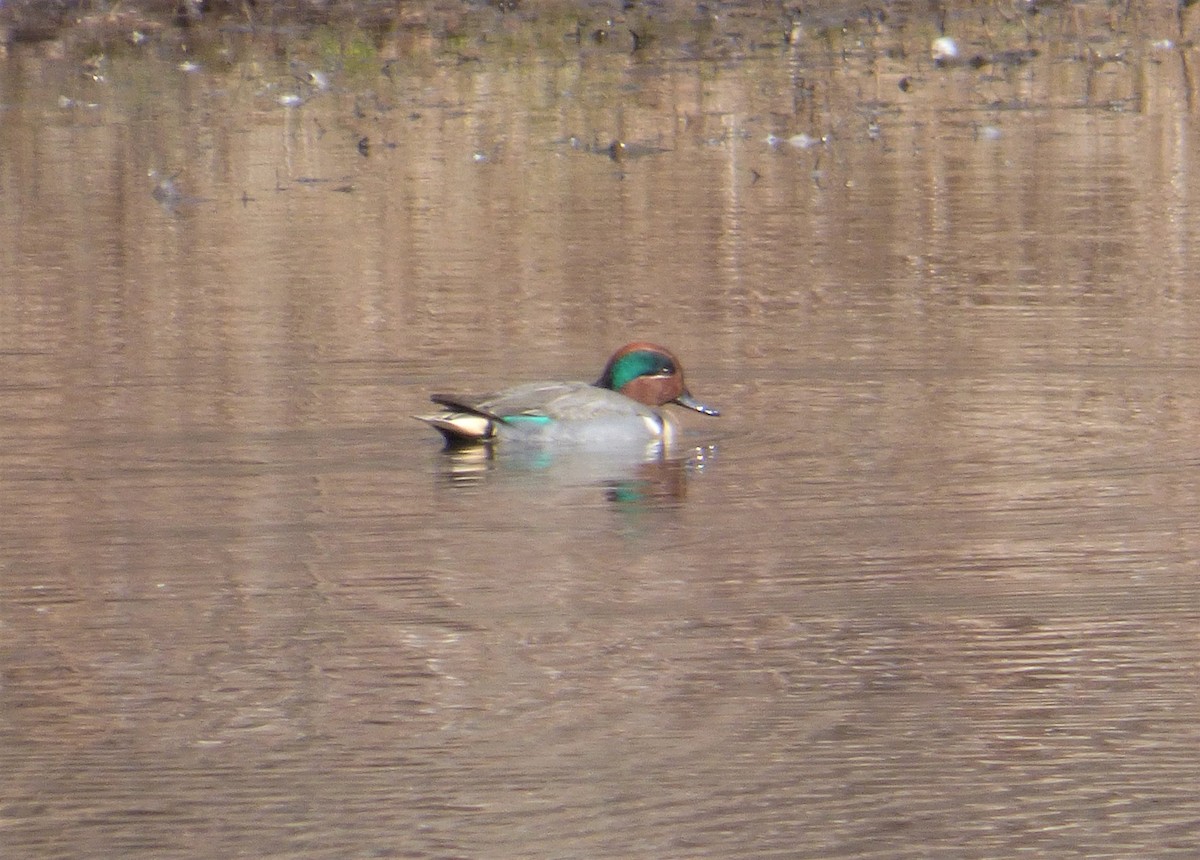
[594,342,720,416]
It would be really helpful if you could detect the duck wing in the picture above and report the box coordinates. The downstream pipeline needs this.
[417,382,595,444]
[463,381,597,419]
[428,393,506,422]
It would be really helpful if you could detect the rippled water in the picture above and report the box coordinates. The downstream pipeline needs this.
[3,2,1200,857]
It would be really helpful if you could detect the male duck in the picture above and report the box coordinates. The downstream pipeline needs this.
[416,342,719,447]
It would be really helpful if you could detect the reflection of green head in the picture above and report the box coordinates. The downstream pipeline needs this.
[596,349,675,392]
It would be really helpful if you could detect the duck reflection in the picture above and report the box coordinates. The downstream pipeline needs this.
[434,439,717,508]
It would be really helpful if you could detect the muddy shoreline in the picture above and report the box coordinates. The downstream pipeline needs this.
[2,1,1190,59]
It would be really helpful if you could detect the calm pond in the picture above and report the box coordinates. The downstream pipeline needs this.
[3,1,1200,857]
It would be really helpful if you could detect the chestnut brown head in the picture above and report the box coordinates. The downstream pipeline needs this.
[594,342,720,416]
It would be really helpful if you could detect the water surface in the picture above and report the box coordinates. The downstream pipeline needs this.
[3,3,1200,857]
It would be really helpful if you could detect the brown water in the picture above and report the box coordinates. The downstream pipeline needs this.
[3,3,1200,857]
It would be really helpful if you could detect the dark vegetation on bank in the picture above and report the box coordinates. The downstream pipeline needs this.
[1,1,1194,78]
[1,0,423,41]
[0,1,1137,51]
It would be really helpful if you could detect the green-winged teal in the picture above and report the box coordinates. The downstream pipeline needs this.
[416,342,720,447]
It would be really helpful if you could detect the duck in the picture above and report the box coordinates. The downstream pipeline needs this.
[416,342,719,447]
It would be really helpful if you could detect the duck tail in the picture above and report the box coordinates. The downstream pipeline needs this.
[413,413,497,444]
[415,394,508,444]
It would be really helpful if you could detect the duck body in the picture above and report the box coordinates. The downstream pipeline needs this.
[416,342,719,448]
